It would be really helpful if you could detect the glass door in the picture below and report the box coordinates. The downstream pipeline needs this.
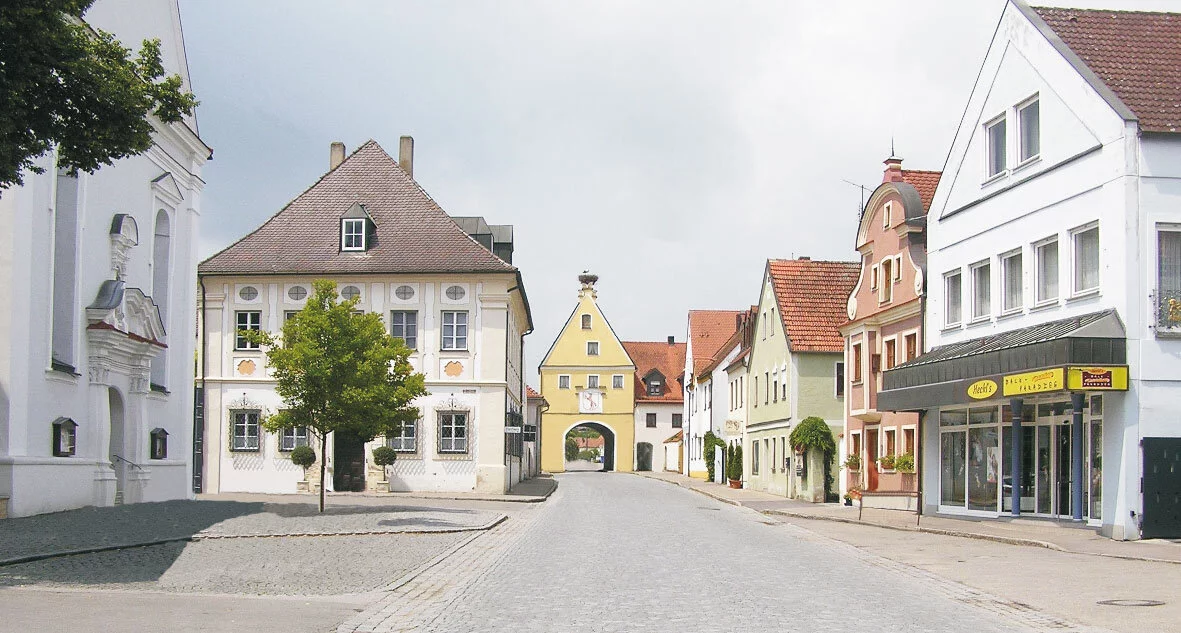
[1054,422,1073,518]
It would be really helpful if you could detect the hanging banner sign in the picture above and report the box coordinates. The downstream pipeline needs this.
[1066,366,1128,391]
[1003,368,1064,396]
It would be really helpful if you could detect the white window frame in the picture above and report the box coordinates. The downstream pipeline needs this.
[902,330,919,363]
[278,426,308,452]
[1017,95,1040,165]
[1035,236,1060,305]
[389,310,418,350]
[586,341,600,356]
[882,428,898,465]
[944,270,963,327]
[882,201,893,228]
[1071,222,1100,297]
[341,218,365,251]
[882,336,898,371]
[871,265,879,290]
[558,374,571,390]
[970,259,991,321]
[235,310,261,350]
[893,254,902,282]
[901,424,917,456]
[230,410,261,451]
[1000,249,1024,313]
[587,374,600,389]
[387,419,417,453]
[985,114,1008,180]
[441,311,468,350]
[879,258,893,304]
[1157,225,1181,329]
[437,411,468,454]
[612,374,624,389]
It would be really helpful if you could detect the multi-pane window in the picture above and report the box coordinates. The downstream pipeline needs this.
[835,362,845,397]
[851,344,863,382]
[438,412,468,453]
[587,375,600,389]
[235,311,261,350]
[390,310,418,349]
[342,218,365,251]
[945,271,962,326]
[558,375,571,389]
[884,339,896,370]
[387,419,417,452]
[971,261,991,320]
[612,374,624,389]
[1159,229,1181,326]
[1002,251,1023,312]
[904,334,918,362]
[986,116,1007,178]
[581,314,591,329]
[646,413,657,428]
[231,411,260,451]
[284,310,299,322]
[672,414,683,428]
[647,378,662,397]
[880,258,893,303]
[586,341,599,356]
[279,426,308,451]
[1072,224,1100,294]
[441,311,468,350]
[884,428,897,459]
[1036,238,1059,303]
[1018,98,1040,163]
[394,285,415,300]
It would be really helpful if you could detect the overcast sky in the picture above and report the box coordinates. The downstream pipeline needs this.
[178,0,1174,384]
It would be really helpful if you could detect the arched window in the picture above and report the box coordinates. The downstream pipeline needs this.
[150,209,171,388]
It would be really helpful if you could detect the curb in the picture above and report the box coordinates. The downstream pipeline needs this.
[346,480,557,504]
[0,514,508,568]
[634,472,1181,565]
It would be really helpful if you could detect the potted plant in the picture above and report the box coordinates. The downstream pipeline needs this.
[878,453,896,470]
[727,445,743,489]
[847,486,862,506]
[844,454,862,471]
[894,452,915,474]
[290,445,317,491]
[372,445,397,482]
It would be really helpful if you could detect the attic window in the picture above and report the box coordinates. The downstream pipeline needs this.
[647,379,663,397]
[342,218,365,251]
[581,314,591,329]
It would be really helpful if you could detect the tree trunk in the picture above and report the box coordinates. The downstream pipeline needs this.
[319,432,327,513]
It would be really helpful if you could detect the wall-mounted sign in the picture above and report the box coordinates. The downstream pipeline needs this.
[504,426,522,434]
[1003,368,1064,396]
[967,379,998,400]
[724,419,742,434]
[1067,366,1128,391]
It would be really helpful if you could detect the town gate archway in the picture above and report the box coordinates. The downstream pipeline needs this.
[541,417,633,474]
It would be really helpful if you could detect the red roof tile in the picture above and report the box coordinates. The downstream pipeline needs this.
[901,170,941,211]
[199,140,516,275]
[526,385,542,399]
[621,341,687,403]
[768,259,860,353]
[1033,6,1181,133]
[697,307,755,379]
[688,310,744,375]
[664,430,683,444]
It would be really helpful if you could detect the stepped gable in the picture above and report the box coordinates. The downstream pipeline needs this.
[199,140,515,275]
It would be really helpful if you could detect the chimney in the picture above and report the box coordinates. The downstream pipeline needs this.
[399,136,414,179]
[667,336,675,345]
[329,142,345,170]
[798,256,811,261]
[883,155,904,183]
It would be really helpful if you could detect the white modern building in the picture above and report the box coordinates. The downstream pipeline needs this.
[197,139,533,496]
[0,0,210,517]
[879,1,1181,539]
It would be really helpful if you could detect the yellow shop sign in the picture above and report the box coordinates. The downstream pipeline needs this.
[1003,368,1064,396]
[1067,366,1128,391]
[967,379,998,400]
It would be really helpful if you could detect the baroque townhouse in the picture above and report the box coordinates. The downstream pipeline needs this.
[880,2,1181,539]
[682,310,744,479]
[197,139,533,495]
[622,338,686,472]
[538,274,635,473]
[0,0,210,518]
[745,258,858,501]
[839,158,940,508]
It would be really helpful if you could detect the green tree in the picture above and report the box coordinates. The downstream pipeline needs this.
[565,437,579,461]
[0,0,199,189]
[244,280,426,512]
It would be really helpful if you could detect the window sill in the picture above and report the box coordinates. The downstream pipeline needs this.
[229,448,261,453]
[45,368,80,385]
[965,316,993,329]
[1067,288,1100,303]
[941,322,963,332]
[234,348,262,353]
[981,171,1008,188]
[439,348,469,353]
[996,309,1024,322]
[1011,155,1042,175]
[1029,300,1060,313]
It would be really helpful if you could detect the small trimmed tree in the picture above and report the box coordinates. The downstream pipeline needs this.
[789,416,837,500]
[565,437,579,461]
[726,445,743,482]
[244,280,426,512]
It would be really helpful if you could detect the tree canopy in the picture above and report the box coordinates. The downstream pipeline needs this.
[0,0,198,189]
[245,280,427,511]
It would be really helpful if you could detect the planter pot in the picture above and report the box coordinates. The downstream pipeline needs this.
[844,498,853,506]
[728,479,742,489]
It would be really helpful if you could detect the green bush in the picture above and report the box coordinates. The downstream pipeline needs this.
[789,416,837,499]
[565,437,579,461]
[704,431,721,481]
[372,445,397,467]
[289,445,316,469]
[894,452,915,473]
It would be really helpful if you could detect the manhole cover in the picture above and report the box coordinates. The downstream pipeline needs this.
[1097,599,1165,607]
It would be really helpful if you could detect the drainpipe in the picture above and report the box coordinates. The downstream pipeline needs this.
[1071,392,1085,522]
[197,276,208,494]
[1010,397,1023,517]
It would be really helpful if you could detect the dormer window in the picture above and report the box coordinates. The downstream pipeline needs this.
[647,379,663,397]
[342,218,365,251]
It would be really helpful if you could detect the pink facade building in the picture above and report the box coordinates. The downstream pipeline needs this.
[840,158,940,497]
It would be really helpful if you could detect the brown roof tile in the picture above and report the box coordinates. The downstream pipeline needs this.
[768,259,860,353]
[621,341,687,403]
[1033,6,1181,133]
[526,385,542,400]
[901,170,942,211]
[199,140,516,275]
[697,307,755,379]
[688,310,744,375]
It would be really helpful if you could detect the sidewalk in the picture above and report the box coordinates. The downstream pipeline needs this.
[636,470,1181,564]
[204,475,558,505]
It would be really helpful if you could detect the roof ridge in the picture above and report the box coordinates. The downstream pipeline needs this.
[1031,5,1181,17]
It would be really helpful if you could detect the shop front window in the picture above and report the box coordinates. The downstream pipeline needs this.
[940,431,966,506]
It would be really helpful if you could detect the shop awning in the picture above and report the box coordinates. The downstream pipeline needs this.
[878,310,1126,411]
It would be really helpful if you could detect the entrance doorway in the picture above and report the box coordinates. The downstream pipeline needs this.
[564,423,615,472]
[108,388,126,503]
[1143,438,1181,538]
[333,431,366,492]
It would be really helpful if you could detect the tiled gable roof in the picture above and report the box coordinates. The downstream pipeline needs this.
[901,169,941,212]
[688,310,744,375]
[526,385,543,400]
[768,259,860,353]
[1033,6,1181,133]
[697,307,755,379]
[621,341,686,403]
[199,140,516,275]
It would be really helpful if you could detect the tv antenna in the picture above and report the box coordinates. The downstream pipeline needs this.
[841,179,872,218]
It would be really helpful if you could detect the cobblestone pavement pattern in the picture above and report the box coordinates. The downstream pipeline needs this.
[346,473,1106,633]
[197,506,500,538]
